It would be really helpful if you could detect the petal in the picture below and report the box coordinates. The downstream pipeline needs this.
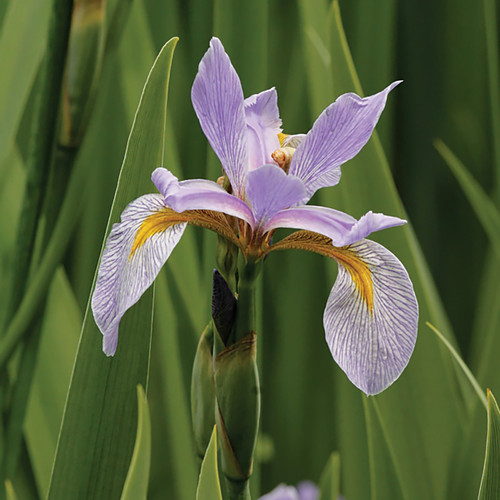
[153,167,254,226]
[289,81,401,200]
[191,37,248,197]
[244,88,282,170]
[91,194,186,355]
[265,205,405,246]
[296,481,319,500]
[245,164,306,228]
[323,239,418,395]
[259,485,300,500]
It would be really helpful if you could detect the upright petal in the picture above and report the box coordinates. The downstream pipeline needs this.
[323,239,418,395]
[289,82,401,200]
[191,37,248,197]
[245,164,306,229]
[264,206,405,246]
[244,88,282,170]
[92,194,186,355]
[152,167,255,226]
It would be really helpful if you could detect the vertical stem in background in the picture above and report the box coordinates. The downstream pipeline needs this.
[0,0,74,491]
[484,0,500,205]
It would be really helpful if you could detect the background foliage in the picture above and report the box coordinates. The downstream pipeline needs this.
[1,0,499,498]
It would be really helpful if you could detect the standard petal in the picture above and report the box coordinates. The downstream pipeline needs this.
[244,88,282,170]
[323,239,418,395]
[191,37,248,197]
[245,164,306,228]
[91,194,186,355]
[289,81,401,200]
[264,206,405,246]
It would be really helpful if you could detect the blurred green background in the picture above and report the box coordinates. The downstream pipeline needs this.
[1,0,500,498]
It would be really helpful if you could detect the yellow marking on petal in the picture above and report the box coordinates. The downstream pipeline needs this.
[129,207,242,260]
[267,230,374,313]
[278,132,288,147]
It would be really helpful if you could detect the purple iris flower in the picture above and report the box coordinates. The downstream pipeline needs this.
[91,37,418,396]
[258,481,321,500]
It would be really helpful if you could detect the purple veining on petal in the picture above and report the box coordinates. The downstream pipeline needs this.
[191,37,249,197]
[244,88,282,170]
[323,239,418,395]
[289,81,402,201]
[245,164,306,228]
[91,194,186,356]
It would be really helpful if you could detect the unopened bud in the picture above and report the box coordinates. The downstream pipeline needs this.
[212,269,236,345]
[59,0,107,148]
[215,332,260,482]
[191,323,216,460]
[216,235,239,292]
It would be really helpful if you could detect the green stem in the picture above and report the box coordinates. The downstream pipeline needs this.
[225,478,251,500]
[234,260,261,342]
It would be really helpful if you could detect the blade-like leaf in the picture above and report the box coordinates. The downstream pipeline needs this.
[47,37,178,499]
[478,390,500,499]
[435,139,500,258]
[318,452,340,500]
[196,426,223,500]
[120,385,151,500]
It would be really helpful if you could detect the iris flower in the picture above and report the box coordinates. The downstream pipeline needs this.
[259,481,320,500]
[91,37,418,396]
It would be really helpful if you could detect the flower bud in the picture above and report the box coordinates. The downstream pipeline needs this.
[212,269,236,345]
[59,0,107,148]
[215,235,239,292]
[191,323,216,460]
[214,332,260,483]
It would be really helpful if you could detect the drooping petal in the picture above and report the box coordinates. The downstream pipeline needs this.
[91,194,186,355]
[323,239,418,395]
[244,88,282,170]
[245,164,306,228]
[152,167,255,227]
[267,232,418,395]
[191,37,248,197]
[264,206,405,246]
[289,82,401,200]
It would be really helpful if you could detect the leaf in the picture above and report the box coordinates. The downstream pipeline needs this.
[478,390,500,499]
[120,385,151,500]
[196,426,223,500]
[318,452,340,500]
[435,139,500,258]
[4,480,17,500]
[47,37,178,499]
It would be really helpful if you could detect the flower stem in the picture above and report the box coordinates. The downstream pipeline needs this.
[234,259,262,342]
[225,478,252,500]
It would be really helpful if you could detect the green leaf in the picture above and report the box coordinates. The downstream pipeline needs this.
[196,427,223,500]
[47,37,178,499]
[5,480,17,500]
[318,452,340,500]
[120,385,151,500]
[478,390,500,499]
[435,139,500,258]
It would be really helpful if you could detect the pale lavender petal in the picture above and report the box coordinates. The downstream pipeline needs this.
[336,210,406,246]
[244,88,281,170]
[296,481,319,500]
[324,239,418,395]
[191,37,248,197]
[245,164,306,228]
[289,82,401,200]
[259,485,300,500]
[152,167,255,226]
[265,206,405,246]
[282,134,306,148]
[91,194,186,356]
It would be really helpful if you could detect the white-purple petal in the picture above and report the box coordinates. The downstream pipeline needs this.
[191,37,248,197]
[264,206,405,246]
[289,81,401,201]
[259,485,300,500]
[245,164,306,228]
[151,167,180,198]
[244,88,282,170]
[91,194,186,356]
[324,239,418,395]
